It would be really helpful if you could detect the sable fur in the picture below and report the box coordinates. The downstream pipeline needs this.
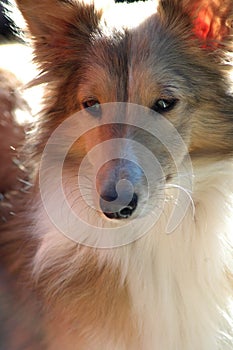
[0,0,233,349]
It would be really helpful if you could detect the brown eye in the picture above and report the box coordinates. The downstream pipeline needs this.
[82,99,102,117]
[152,99,178,113]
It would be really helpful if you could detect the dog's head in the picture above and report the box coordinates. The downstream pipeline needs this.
[16,0,233,226]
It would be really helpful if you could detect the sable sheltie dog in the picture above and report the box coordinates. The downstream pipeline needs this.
[0,0,233,349]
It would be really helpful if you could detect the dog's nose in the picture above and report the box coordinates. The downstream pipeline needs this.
[100,192,138,219]
[97,159,142,220]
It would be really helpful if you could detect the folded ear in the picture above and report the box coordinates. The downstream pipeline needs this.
[15,0,102,76]
[158,0,233,48]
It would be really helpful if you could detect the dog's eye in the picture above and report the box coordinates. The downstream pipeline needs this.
[152,99,178,113]
[82,99,101,117]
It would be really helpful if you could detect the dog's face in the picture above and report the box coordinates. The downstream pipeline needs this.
[16,0,233,223]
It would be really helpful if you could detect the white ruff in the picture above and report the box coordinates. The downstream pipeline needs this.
[33,159,233,350]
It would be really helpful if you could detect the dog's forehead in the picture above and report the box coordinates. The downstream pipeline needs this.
[93,13,161,63]
[82,14,188,104]
[88,17,152,68]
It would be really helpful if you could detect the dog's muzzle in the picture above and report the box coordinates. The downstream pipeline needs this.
[97,159,144,220]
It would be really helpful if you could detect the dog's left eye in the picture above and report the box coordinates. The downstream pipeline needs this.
[152,99,178,113]
[82,99,101,117]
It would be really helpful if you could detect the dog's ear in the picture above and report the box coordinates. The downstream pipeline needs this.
[158,0,233,48]
[15,0,102,76]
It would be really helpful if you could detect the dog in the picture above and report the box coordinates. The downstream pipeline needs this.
[0,0,233,349]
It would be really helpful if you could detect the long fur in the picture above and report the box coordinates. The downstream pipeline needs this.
[0,1,233,349]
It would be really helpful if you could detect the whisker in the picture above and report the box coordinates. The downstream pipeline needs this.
[165,183,195,218]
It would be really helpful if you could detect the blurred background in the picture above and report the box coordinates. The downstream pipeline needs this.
[0,0,18,41]
[0,0,147,42]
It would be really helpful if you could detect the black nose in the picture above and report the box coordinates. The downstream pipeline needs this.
[100,193,138,219]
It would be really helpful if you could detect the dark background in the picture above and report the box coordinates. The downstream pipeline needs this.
[0,0,16,41]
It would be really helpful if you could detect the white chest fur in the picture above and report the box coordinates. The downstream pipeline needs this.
[33,160,233,350]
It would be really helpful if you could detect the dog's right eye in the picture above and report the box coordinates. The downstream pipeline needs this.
[82,99,102,117]
[151,99,178,113]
